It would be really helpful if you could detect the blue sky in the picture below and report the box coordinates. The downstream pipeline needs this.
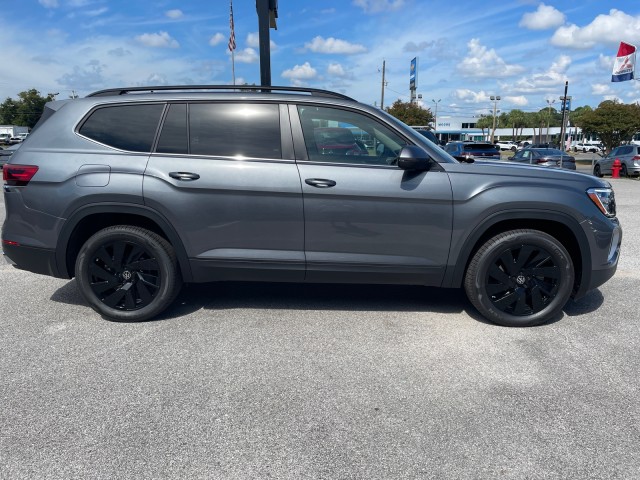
[1,0,639,118]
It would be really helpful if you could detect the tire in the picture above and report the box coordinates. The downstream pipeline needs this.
[621,164,628,178]
[75,226,182,322]
[593,164,603,178]
[464,229,574,327]
[582,148,587,153]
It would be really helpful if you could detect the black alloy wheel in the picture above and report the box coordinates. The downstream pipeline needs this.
[594,164,603,177]
[75,226,181,322]
[465,229,574,327]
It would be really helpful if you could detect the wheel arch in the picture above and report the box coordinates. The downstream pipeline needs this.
[444,211,591,296]
[56,204,193,282]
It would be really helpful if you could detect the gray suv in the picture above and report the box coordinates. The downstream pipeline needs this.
[593,144,640,178]
[2,86,622,327]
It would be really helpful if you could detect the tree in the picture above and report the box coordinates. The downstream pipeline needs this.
[476,115,493,139]
[0,98,18,125]
[507,109,527,140]
[578,100,640,153]
[0,89,56,129]
[385,100,434,126]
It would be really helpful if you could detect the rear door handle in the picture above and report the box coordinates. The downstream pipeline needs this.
[169,171,200,181]
[305,178,336,188]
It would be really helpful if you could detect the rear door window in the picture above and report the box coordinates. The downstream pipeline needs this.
[189,103,281,158]
[79,104,164,152]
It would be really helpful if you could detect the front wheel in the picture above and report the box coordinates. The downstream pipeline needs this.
[621,164,628,178]
[464,229,574,327]
[593,164,603,177]
[75,226,182,322]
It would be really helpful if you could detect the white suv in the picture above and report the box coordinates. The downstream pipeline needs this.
[494,141,517,151]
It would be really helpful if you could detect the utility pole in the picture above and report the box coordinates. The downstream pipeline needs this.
[490,95,500,143]
[432,99,441,135]
[256,0,278,87]
[380,60,386,109]
[559,81,570,151]
[546,99,555,144]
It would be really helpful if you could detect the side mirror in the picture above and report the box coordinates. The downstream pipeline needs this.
[397,145,433,171]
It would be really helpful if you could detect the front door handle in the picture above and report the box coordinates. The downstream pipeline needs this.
[305,178,336,188]
[169,171,200,181]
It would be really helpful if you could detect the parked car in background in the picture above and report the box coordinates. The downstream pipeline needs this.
[574,142,603,153]
[593,145,640,178]
[508,148,576,170]
[444,141,501,161]
[494,140,517,151]
[414,129,443,146]
[0,143,21,168]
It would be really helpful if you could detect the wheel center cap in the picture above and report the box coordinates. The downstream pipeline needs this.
[122,270,133,281]
[516,274,526,285]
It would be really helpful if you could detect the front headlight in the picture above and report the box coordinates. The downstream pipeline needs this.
[587,187,616,217]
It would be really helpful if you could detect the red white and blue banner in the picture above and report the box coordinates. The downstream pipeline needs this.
[611,42,636,82]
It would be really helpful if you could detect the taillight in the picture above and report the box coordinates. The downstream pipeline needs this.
[536,159,547,164]
[633,155,640,163]
[3,165,39,186]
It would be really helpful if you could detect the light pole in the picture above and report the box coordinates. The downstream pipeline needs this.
[546,99,556,144]
[432,98,441,141]
[490,95,500,143]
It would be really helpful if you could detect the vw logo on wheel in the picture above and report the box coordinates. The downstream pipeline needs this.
[516,274,526,285]
[122,270,133,281]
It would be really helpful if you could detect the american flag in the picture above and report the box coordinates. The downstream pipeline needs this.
[228,1,236,52]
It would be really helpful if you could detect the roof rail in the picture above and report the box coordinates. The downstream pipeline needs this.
[86,85,355,101]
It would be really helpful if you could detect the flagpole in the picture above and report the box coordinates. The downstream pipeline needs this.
[229,0,236,86]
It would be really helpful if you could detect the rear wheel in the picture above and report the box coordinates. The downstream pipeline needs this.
[464,229,574,327]
[75,226,182,322]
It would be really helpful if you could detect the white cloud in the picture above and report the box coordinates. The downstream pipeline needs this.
[504,55,571,94]
[234,48,259,64]
[519,4,565,30]
[135,31,179,49]
[165,9,183,19]
[84,7,108,17]
[458,39,524,78]
[353,0,404,14]
[452,89,490,103]
[504,96,528,107]
[598,54,614,71]
[327,63,353,79]
[592,84,614,96]
[38,0,58,7]
[305,36,367,54]
[246,32,277,50]
[209,33,225,47]
[551,9,640,49]
[282,62,318,84]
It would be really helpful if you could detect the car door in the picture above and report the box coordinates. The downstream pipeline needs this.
[601,147,619,174]
[290,104,453,286]
[144,102,305,282]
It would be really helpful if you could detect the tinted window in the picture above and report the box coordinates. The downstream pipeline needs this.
[79,104,164,152]
[189,103,281,158]
[297,105,408,166]
[463,144,498,151]
[157,103,188,154]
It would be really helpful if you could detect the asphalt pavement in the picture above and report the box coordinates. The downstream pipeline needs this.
[1,172,639,479]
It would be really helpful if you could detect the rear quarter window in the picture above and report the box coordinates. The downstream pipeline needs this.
[78,104,164,152]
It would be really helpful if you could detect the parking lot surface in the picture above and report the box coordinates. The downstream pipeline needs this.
[1,174,639,479]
